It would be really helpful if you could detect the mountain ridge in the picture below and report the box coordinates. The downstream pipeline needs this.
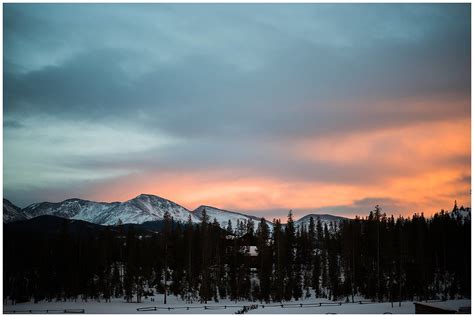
[4,194,347,228]
[293,213,347,230]
[3,199,27,223]
[193,205,274,230]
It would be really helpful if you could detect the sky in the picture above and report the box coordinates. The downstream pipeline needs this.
[3,3,471,220]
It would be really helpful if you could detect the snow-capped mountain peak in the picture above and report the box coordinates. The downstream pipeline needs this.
[104,194,200,225]
[19,194,199,226]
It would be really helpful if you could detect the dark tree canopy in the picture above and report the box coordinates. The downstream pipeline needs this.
[4,204,471,304]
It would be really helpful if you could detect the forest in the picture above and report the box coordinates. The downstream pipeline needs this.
[4,203,471,306]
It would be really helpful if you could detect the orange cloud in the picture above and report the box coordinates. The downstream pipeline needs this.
[295,118,469,168]
[85,118,469,219]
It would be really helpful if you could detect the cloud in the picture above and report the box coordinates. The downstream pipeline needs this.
[4,120,23,129]
[5,4,470,134]
[3,115,180,197]
[309,197,411,218]
[3,4,471,215]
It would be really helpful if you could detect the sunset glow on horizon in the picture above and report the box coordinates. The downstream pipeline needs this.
[79,118,470,220]
[4,4,470,220]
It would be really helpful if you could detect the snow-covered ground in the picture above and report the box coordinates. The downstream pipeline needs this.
[6,294,460,314]
[5,290,471,314]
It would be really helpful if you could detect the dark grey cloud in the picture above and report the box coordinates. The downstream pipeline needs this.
[5,49,133,117]
[5,4,470,136]
[3,120,24,129]
[309,197,413,218]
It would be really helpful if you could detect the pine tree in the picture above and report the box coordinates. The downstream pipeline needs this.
[374,205,381,302]
[256,218,271,302]
[124,226,137,303]
[184,215,194,300]
[272,219,285,302]
[293,227,303,300]
[246,219,255,237]
[199,208,211,303]
[111,263,123,298]
[283,211,296,300]
[227,220,233,234]
[308,216,316,251]
[162,210,172,304]
[312,253,321,298]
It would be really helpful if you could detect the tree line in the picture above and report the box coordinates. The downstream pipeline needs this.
[4,203,470,305]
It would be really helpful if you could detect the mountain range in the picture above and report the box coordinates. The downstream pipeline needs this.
[3,194,347,229]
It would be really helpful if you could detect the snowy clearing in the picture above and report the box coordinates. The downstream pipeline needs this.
[5,295,458,314]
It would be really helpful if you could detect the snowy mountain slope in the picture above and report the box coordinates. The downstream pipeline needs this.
[21,194,199,225]
[294,213,347,230]
[3,199,27,223]
[194,205,272,231]
[23,199,119,224]
[100,194,200,225]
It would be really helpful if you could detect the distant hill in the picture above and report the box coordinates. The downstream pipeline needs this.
[294,213,347,229]
[193,205,272,230]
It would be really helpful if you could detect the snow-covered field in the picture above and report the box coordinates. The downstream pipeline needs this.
[2,295,430,314]
[5,293,471,314]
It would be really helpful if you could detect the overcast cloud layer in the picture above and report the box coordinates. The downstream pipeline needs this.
[4,4,471,219]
